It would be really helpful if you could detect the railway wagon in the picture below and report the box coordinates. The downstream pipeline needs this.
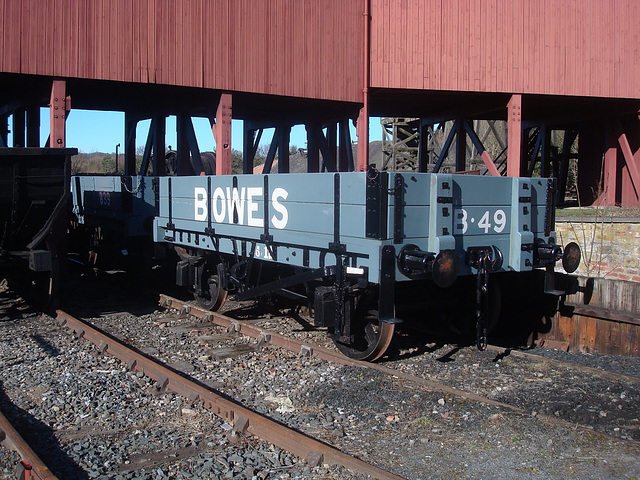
[0,147,76,305]
[151,169,581,361]
[71,175,157,267]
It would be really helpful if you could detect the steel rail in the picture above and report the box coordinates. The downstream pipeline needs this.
[485,344,640,385]
[54,310,406,480]
[159,294,640,450]
[0,408,59,480]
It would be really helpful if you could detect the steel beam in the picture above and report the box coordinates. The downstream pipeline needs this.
[463,119,500,176]
[0,115,8,147]
[277,125,291,173]
[153,115,166,176]
[26,107,40,147]
[124,113,137,175]
[12,108,25,147]
[433,121,458,173]
[306,123,320,173]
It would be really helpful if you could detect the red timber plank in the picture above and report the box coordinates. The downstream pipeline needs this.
[256,0,268,94]
[302,0,311,98]
[432,0,441,90]
[188,0,198,88]
[60,0,69,77]
[166,0,176,86]
[19,0,30,73]
[132,0,141,83]
[414,0,424,90]
[523,0,532,93]
[565,0,574,97]
[155,0,164,84]
[0,0,5,70]
[175,0,183,87]
[156,0,165,84]
[195,0,204,88]
[222,0,231,91]
[370,0,379,87]
[490,0,498,92]
[632,0,640,98]
[70,0,79,78]
[100,0,109,80]
[380,0,388,88]
[123,0,133,83]
[381,0,389,88]
[495,0,503,92]
[440,0,451,91]
[110,0,118,80]
[202,0,212,89]
[399,0,407,89]
[286,0,294,96]
[88,0,97,79]
[47,0,56,75]
[470,0,481,91]
[510,0,518,92]
[558,0,566,95]
[453,0,461,91]
[462,0,470,91]
[230,0,241,92]
[266,0,276,94]
[535,0,543,95]
[479,0,487,92]
[504,0,512,92]
[7,0,20,73]
[616,0,631,97]
[146,0,154,84]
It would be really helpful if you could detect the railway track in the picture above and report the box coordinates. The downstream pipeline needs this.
[158,294,640,448]
[0,408,58,480]
[2,274,639,479]
[54,309,406,480]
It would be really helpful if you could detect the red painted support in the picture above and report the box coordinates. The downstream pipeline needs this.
[213,93,232,176]
[506,94,522,177]
[602,127,617,206]
[49,80,69,148]
[616,123,640,200]
[356,0,371,172]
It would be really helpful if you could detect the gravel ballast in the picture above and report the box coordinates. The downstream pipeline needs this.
[1,274,639,479]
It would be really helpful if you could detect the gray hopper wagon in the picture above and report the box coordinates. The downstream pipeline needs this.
[152,169,581,361]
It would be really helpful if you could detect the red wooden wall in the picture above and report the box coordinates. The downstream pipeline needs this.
[370,0,640,99]
[0,0,363,103]
[3,1,640,102]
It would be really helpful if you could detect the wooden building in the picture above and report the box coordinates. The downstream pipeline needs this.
[1,0,639,205]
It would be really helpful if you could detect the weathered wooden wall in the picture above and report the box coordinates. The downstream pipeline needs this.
[542,277,640,356]
[370,0,640,99]
[0,0,363,102]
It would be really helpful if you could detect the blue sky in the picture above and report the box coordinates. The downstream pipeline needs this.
[11,108,383,153]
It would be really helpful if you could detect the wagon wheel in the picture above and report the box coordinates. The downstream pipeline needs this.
[332,289,395,362]
[194,274,228,311]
